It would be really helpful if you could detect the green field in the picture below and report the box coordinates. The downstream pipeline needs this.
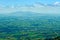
[0,12,60,40]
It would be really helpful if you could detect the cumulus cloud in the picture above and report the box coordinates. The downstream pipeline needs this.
[54,2,60,5]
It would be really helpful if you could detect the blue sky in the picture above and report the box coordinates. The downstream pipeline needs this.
[0,0,60,14]
[0,0,60,5]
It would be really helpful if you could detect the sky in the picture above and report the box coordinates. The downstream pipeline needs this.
[0,0,60,14]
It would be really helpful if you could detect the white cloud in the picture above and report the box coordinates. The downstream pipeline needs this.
[0,3,60,14]
[33,3,44,7]
[54,2,60,5]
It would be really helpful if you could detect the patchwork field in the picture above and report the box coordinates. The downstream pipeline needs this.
[0,12,60,40]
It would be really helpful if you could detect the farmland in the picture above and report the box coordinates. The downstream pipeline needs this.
[0,12,60,40]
